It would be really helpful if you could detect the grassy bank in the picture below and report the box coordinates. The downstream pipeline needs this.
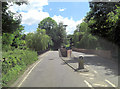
[2,49,38,87]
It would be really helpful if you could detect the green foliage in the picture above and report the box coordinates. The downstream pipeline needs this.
[38,17,57,35]
[106,6,120,46]
[2,2,21,33]
[85,1,120,46]
[2,65,23,87]
[26,28,52,51]
[38,18,67,50]
[2,25,26,51]
[53,22,67,49]
[2,2,27,33]
[1,1,39,87]
[2,49,38,87]
[73,22,98,49]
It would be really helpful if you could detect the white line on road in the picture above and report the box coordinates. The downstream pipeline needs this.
[17,52,49,87]
[84,80,94,89]
[93,70,98,74]
[85,65,98,74]
[80,73,95,77]
[18,58,44,87]
[89,77,94,80]
[93,83,108,87]
[105,79,116,87]
[85,65,89,68]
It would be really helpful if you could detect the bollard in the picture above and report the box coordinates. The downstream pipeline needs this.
[67,50,72,58]
[78,56,84,69]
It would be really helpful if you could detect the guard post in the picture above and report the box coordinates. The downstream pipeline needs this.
[78,56,84,69]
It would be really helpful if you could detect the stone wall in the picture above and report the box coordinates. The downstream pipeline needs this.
[72,48,112,59]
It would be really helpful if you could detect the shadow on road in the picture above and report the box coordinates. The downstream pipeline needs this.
[60,51,118,76]
[84,54,118,76]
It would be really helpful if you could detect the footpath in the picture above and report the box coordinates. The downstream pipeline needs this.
[59,49,118,87]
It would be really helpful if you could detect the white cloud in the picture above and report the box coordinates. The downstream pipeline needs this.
[8,1,83,34]
[52,15,83,34]
[20,10,49,25]
[9,0,48,12]
[24,31,29,34]
[8,0,49,25]
[59,8,66,12]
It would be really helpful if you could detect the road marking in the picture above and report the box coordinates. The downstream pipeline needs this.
[85,65,89,68]
[105,79,116,87]
[18,58,44,87]
[89,77,94,80]
[85,65,98,74]
[80,73,94,77]
[17,52,49,87]
[93,83,108,87]
[84,80,94,89]
[93,70,98,74]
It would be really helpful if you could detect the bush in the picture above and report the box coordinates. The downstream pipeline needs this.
[2,49,38,87]
[2,31,26,52]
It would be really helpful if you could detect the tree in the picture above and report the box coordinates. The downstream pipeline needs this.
[54,22,67,49]
[85,1,120,43]
[107,6,120,63]
[85,1,120,61]
[38,17,57,36]
[25,28,52,51]
[73,22,98,49]
[38,18,66,50]
[2,1,28,51]
[107,6,120,46]
[2,25,26,51]
[2,2,27,33]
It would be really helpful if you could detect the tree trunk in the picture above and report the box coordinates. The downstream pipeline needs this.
[118,46,120,75]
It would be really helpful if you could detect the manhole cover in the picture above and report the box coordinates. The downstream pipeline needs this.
[49,59,54,60]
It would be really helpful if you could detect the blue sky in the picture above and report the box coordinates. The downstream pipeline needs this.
[9,0,90,34]
[43,2,90,21]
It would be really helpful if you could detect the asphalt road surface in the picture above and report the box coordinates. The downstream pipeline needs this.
[18,51,118,88]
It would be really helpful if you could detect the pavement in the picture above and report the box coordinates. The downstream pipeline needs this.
[60,51,119,88]
[13,51,119,88]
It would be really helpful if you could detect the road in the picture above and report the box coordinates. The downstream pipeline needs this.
[17,51,118,88]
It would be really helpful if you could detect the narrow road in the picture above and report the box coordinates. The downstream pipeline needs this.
[19,51,87,87]
[18,51,118,88]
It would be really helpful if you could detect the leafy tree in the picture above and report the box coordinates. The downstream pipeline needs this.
[107,6,120,61]
[73,22,98,49]
[54,22,67,49]
[25,28,52,51]
[38,17,57,36]
[85,1,120,43]
[2,1,28,51]
[2,2,27,33]
[107,6,120,46]
[85,1,120,61]
[2,25,26,51]
[38,18,67,50]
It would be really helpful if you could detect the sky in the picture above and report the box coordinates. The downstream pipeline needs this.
[8,0,90,34]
